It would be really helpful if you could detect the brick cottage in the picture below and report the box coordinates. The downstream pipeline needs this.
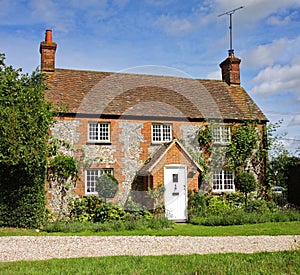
[41,30,267,221]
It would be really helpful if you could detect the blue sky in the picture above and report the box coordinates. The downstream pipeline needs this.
[1,0,300,153]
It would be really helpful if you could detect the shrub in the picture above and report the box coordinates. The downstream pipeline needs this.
[206,195,232,215]
[95,173,118,202]
[188,191,206,218]
[93,202,126,223]
[245,199,272,213]
[42,217,174,233]
[235,172,257,206]
[189,208,300,226]
[69,196,103,222]
[0,55,55,228]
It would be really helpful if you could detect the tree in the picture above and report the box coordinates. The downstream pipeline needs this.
[95,173,119,202]
[0,54,55,227]
[265,120,299,189]
[235,172,257,207]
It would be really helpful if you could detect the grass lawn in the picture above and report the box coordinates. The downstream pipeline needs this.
[1,221,300,237]
[0,250,299,274]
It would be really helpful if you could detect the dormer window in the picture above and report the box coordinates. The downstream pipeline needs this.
[88,122,110,142]
[212,125,230,144]
[152,124,172,143]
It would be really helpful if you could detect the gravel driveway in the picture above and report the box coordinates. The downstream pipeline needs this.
[1,235,299,262]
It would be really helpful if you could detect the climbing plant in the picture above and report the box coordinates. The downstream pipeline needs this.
[226,121,262,173]
[47,154,79,217]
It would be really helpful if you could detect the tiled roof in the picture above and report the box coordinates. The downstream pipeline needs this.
[45,68,267,121]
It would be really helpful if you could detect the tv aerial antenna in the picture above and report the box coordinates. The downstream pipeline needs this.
[218,6,244,56]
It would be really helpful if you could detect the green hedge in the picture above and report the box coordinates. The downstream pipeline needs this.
[0,164,46,228]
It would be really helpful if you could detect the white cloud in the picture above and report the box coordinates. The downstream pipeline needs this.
[244,39,288,68]
[155,16,193,36]
[267,10,298,26]
[215,0,300,21]
[250,64,300,98]
[244,37,300,69]
[289,114,300,126]
[207,70,221,80]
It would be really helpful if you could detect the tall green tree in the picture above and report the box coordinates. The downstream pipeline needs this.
[0,54,55,227]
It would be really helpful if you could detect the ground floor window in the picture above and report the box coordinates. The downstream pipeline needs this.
[212,170,234,192]
[86,169,113,194]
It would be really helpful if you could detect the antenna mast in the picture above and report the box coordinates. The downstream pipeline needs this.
[218,6,244,56]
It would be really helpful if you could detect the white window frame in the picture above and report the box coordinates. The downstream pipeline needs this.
[85,169,113,194]
[88,122,110,143]
[212,170,235,192]
[152,123,172,143]
[212,125,231,144]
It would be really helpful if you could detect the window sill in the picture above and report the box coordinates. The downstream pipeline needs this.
[151,141,171,145]
[212,190,235,193]
[86,141,112,145]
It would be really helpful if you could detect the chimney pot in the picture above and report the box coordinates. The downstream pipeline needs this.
[45,29,52,42]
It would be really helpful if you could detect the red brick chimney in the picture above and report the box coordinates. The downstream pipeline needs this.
[40,30,57,72]
[219,50,241,86]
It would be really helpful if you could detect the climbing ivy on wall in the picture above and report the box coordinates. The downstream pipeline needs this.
[196,121,265,188]
[226,121,265,174]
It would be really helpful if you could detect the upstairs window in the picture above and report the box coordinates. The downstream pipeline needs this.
[212,125,230,144]
[152,124,172,143]
[88,122,110,142]
[86,169,113,194]
[212,170,234,192]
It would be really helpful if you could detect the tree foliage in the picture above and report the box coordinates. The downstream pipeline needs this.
[235,172,258,206]
[0,54,55,227]
[265,120,299,188]
[95,173,119,202]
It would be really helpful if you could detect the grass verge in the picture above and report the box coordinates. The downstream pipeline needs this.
[1,221,300,236]
[0,250,299,274]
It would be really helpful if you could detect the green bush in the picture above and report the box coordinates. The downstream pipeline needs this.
[245,199,272,213]
[206,195,232,215]
[0,55,55,228]
[93,202,126,223]
[95,173,118,202]
[69,196,103,222]
[188,191,206,218]
[189,208,300,226]
[69,196,126,223]
[235,172,257,206]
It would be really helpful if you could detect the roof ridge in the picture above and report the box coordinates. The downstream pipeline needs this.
[53,68,223,82]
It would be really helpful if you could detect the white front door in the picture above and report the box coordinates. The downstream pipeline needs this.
[164,165,187,221]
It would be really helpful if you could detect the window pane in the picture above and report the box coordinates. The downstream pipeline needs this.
[89,123,98,141]
[212,127,221,143]
[162,124,171,141]
[99,123,109,141]
[213,171,222,190]
[152,124,161,142]
[221,126,230,143]
[86,170,99,193]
